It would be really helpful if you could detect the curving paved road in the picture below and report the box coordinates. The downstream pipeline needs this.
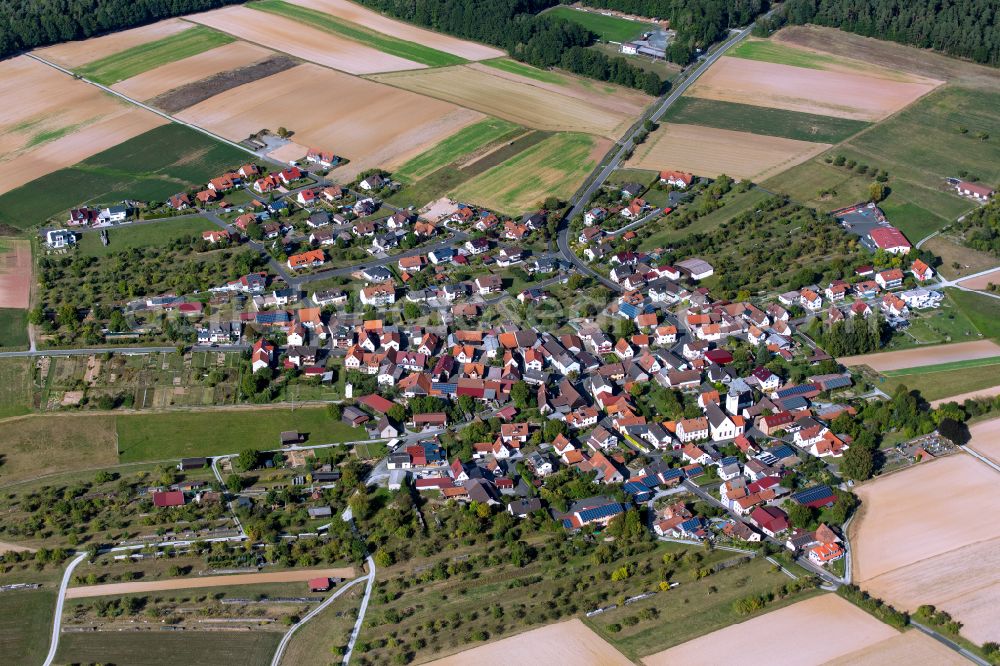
[43,551,87,666]
[342,554,376,665]
[270,575,369,666]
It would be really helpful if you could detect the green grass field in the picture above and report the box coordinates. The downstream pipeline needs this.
[480,57,569,85]
[729,38,849,70]
[0,124,252,229]
[0,588,56,666]
[661,97,870,144]
[642,187,772,249]
[77,217,217,257]
[75,26,235,85]
[249,0,465,67]
[881,362,1000,400]
[949,288,1000,340]
[394,118,521,183]
[57,631,281,666]
[545,6,652,42]
[883,355,1000,377]
[0,357,32,419]
[0,308,28,349]
[116,407,364,462]
[451,132,600,214]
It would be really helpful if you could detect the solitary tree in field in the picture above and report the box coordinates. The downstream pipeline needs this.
[869,182,887,203]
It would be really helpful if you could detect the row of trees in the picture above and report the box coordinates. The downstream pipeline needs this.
[782,0,1000,66]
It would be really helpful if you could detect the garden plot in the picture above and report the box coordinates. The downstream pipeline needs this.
[371,63,648,139]
[112,40,274,101]
[187,5,425,74]
[627,123,829,181]
[176,63,483,179]
[687,56,941,121]
[34,19,193,68]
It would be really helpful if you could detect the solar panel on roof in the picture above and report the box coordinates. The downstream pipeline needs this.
[660,468,684,481]
[768,445,794,459]
[721,456,739,466]
[792,485,835,504]
[578,503,624,522]
[432,382,457,394]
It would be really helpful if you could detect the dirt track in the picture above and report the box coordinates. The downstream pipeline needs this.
[66,566,356,599]
[839,339,1000,371]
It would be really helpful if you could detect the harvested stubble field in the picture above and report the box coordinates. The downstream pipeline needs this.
[852,448,1000,644]
[370,63,649,139]
[176,63,483,179]
[688,56,941,121]
[0,56,167,195]
[188,5,425,74]
[35,19,193,68]
[112,40,275,101]
[967,417,1000,467]
[644,594,963,666]
[75,25,235,86]
[147,54,299,113]
[627,123,829,181]
[428,619,632,666]
[57,631,281,666]
[451,132,609,215]
[839,339,1000,371]
[0,414,118,485]
[0,239,31,308]
[285,0,504,60]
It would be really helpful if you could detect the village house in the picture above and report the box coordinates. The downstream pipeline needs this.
[287,249,326,271]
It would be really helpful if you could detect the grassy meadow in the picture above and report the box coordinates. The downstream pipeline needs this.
[661,97,869,144]
[0,357,32,419]
[0,588,56,666]
[729,38,852,70]
[0,414,118,486]
[248,0,465,67]
[57,631,281,666]
[881,358,1000,401]
[480,57,570,84]
[75,26,235,85]
[949,288,1000,340]
[0,124,251,228]
[393,117,521,183]
[77,217,217,257]
[544,6,652,42]
[0,308,28,349]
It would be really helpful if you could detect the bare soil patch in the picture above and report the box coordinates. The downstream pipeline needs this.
[774,25,1000,92]
[957,268,1000,290]
[176,63,482,179]
[688,56,940,121]
[852,450,1000,644]
[0,540,36,554]
[112,41,274,102]
[147,53,299,113]
[66,566,357,599]
[287,0,504,60]
[419,198,461,223]
[642,594,897,666]
[825,630,967,666]
[929,385,1000,408]
[426,618,631,666]
[267,141,309,164]
[35,19,193,68]
[187,5,424,74]
[967,416,1000,468]
[0,240,31,309]
[839,339,1000,371]
[627,123,829,181]
[370,65,646,139]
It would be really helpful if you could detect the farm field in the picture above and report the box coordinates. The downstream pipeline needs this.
[176,63,482,180]
[728,38,920,82]
[967,417,1000,466]
[481,57,569,84]
[75,25,235,85]
[827,631,967,666]
[112,40,274,101]
[187,5,424,74]
[428,619,631,666]
[851,449,1000,644]
[627,123,830,181]
[642,594,956,666]
[57,631,281,666]
[0,309,29,349]
[394,117,521,183]
[284,0,504,60]
[0,414,118,485]
[0,124,253,228]
[839,339,1000,371]
[924,236,999,279]
[35,19,193,68]
[451,132,609,215]
[77,217,218,257]
[249,0,465,67]
[688,56,941,121]
[949,288,1000,340]
[660,97,869,144]
[0,56,167,196]
[370,63,649,139]
[0,588,57,666]
[880,358,1000,401]
[0,239,31,308]
[930,385,1000,408]
[0,357,32,419]
[147,54,299,114]
[543,6,653,42]
[957,267,1000,290]
[279,583,363,666]
[67,567,356,598]
[116,407,363,461]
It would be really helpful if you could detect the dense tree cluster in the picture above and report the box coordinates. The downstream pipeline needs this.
[782,0,1000,66]
[810,314,889,356]
[578,0,768,62]
[955,199,1000,256]
[0,0,242,57]
[353,0,663,93]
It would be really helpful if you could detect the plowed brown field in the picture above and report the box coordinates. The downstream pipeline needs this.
[0,240,31,309]
[839,339,1000,371]
[688,56,940,121]
[175,63,482,178]
[627,123,829,181]
[35,19,193,68]
[370,64,647,138]
[187,5,424,74]
[287,0,504,60]
[112,41,274,100]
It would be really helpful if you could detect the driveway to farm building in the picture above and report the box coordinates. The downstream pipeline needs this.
[65,566,356,599]
[838,339,1000,371]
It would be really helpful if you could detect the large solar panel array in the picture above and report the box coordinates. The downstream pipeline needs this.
[577,502,625,523]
